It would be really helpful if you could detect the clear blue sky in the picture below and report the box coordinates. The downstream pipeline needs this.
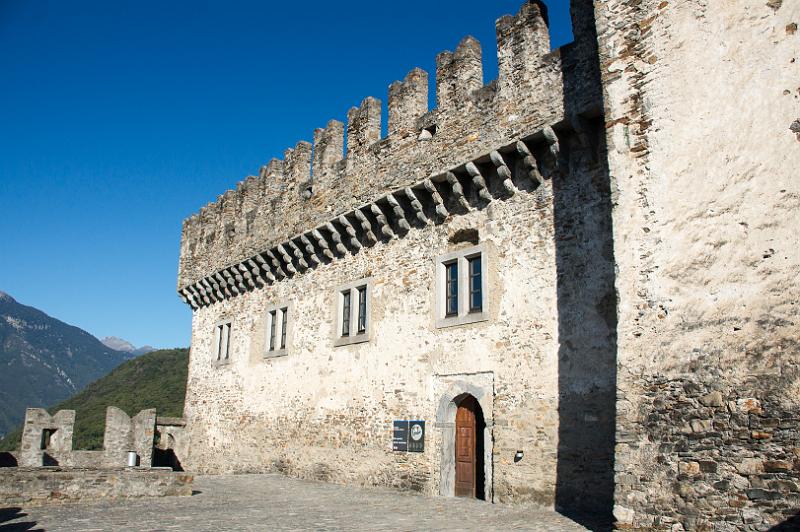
[0,1,574,349]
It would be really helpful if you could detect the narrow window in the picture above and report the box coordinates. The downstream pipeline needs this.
[468,255,482,313]
[280,307,288,349]
[268,310,277,351]
[223,323,231,359]
[445,261,458,316]
[357,286,367,334]
[216,324,224,360]
[342,290,351,337]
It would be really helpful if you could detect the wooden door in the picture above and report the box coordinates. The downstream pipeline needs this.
[455,396,477,498]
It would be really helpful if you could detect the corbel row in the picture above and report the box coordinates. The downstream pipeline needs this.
[178,129,561,310]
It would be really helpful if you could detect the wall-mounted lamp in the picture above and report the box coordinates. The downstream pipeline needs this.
[514,450,524,463]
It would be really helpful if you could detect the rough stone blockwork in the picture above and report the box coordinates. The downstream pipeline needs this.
[594,0,800,529]
[0,467,193,506]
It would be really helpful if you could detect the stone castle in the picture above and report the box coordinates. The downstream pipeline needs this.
[175,1,800,529]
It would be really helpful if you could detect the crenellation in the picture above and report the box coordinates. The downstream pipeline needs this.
[388,68,429,134]
[496,1,551,96]
[435,36,483,113]
[346,97,382,159]
[312,120,345,190]
[177,2,571,290]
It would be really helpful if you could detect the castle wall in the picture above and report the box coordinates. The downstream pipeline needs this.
[594,0,800,528]
[181,180,564,503]
[176,0,615,514]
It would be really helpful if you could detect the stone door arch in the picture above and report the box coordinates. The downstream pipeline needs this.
[435,376,494,502]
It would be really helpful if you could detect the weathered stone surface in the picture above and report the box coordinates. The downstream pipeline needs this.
[0,467,192,506]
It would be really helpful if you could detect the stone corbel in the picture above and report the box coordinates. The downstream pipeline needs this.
[370,203,395,239]
[325,222,349,256]
[490,151,516,195]
[300,234,322,265]
[254,255,277,283]
[354,209,378,245]
[404,187,430,225]
[465,163,492,202]
[266,250,289,278]
[276,244,299,274]
[445,172,470,210]
[386,194,411,232]
[287,241,309,270]
[516,141,543,185]
[312,229,335,260]
[423,179,449,218]
[338,215,362,250]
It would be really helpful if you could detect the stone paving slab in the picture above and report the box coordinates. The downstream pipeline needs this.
[0,474,588,531]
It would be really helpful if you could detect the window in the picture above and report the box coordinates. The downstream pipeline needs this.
[280,307,288,349]
[265,303,290,358]
[335,278,372,346]
[435,244,489,328]
[341,290,351,337]
[445,261,458,316]
[214,321,232,362]
[468,256,482,313]
[268,310,277,351]
[357,286,367,334]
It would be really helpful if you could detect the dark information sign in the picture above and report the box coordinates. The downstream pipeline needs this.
[392,420,425,452]
[407,420,425,453]
[392,420,408,451]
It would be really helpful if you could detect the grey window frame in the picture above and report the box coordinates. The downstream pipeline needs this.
[212,320,233,365]
[334,277,373,347]
[435,244,489,328]
[264,302,292,359]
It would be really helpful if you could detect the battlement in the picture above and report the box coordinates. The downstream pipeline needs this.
[178,1,577,293]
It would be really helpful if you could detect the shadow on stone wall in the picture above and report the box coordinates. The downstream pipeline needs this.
[552,1,617,529]
[770,513,800,531]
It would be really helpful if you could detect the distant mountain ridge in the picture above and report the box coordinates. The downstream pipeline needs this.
[101,336,155,356]
[0,291,132,437]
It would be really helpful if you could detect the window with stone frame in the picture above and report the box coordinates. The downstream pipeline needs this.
[335,277,372,347]
[435,244,489,328]
[214,321,232,362]
[265,303,291,358]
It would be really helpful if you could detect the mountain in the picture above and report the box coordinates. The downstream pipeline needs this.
[0,291,131,438]
[101,336,156,356]
[0,348,189,451]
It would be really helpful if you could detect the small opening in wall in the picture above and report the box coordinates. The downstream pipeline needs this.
[419,124,437,141]
[40,429,56,450]
[302,186,313,199]
[449,228,479,245]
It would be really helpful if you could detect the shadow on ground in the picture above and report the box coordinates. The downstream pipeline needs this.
[0,507,39,532]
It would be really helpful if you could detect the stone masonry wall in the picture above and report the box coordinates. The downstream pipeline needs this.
[182,172,564,504]
[594,0,800,529]
[0,467,193,506]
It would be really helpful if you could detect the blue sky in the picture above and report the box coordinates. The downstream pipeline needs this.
[0,1,574,349]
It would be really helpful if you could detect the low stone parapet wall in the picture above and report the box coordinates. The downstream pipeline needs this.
[0,467,193,506]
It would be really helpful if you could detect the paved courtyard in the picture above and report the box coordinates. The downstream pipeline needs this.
[0,474,588,531]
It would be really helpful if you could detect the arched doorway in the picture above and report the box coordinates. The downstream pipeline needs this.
[454,394,486,499]
[435,376,494,502]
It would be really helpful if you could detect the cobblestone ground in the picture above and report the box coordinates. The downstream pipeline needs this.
[0,474,588,531]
